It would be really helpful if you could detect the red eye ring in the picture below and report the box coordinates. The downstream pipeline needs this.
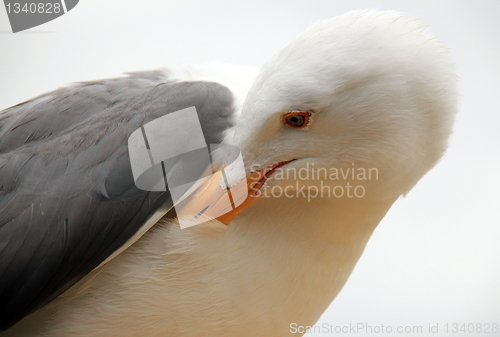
[282,111,310,129]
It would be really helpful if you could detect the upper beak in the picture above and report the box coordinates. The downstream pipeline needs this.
[175,169,267,226]
[175,160,294,227]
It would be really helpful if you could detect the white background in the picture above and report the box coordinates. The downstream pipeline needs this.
[1,1,499,336]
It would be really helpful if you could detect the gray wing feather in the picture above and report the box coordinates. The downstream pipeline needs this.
[0,71,235,330]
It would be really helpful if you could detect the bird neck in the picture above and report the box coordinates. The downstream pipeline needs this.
[233,192,395,247]
[219,193,396,329]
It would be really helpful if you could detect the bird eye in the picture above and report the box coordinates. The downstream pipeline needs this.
[282,111,310,129]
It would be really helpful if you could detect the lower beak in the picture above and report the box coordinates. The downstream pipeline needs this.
[175,169,268,226]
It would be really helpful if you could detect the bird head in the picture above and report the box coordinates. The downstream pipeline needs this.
[233,10,458,202]
[179,10,458,227]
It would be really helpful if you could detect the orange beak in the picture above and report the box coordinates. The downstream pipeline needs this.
[176,160,294,227]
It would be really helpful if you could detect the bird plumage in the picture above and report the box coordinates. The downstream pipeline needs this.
[0,10,457,336]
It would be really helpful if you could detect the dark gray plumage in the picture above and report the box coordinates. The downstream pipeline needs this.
[0,71,235,330]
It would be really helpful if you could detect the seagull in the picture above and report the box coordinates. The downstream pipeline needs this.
[0,10,457,337]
